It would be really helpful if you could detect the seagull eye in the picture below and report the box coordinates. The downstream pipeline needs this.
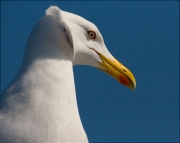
[87,31,96,39]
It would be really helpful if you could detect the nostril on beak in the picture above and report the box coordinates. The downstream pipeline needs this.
[122,68,127,72]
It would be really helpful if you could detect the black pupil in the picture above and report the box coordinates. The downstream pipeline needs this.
[90,33,93,37]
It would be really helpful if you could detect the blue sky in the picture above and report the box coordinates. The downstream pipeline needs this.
[1,1,179,142]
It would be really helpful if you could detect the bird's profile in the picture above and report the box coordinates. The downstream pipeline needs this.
[0,6,136,143]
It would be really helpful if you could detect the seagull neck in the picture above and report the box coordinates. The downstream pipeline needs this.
[18,58,78,113]
[2,58,88,142]
[1,15,88,142]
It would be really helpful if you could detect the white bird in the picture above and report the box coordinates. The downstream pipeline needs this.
[0,6,136,143]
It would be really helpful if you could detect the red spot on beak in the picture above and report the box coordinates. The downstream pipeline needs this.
[119,75,129,86]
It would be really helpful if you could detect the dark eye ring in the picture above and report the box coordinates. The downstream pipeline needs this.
[87,30,96,39]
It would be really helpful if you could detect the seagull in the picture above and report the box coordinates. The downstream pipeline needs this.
[0,6,136,143]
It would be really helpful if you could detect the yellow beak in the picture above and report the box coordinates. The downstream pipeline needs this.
[92,49,136,90]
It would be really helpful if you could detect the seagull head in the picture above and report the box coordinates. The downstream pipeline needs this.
[46,6,136,90]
